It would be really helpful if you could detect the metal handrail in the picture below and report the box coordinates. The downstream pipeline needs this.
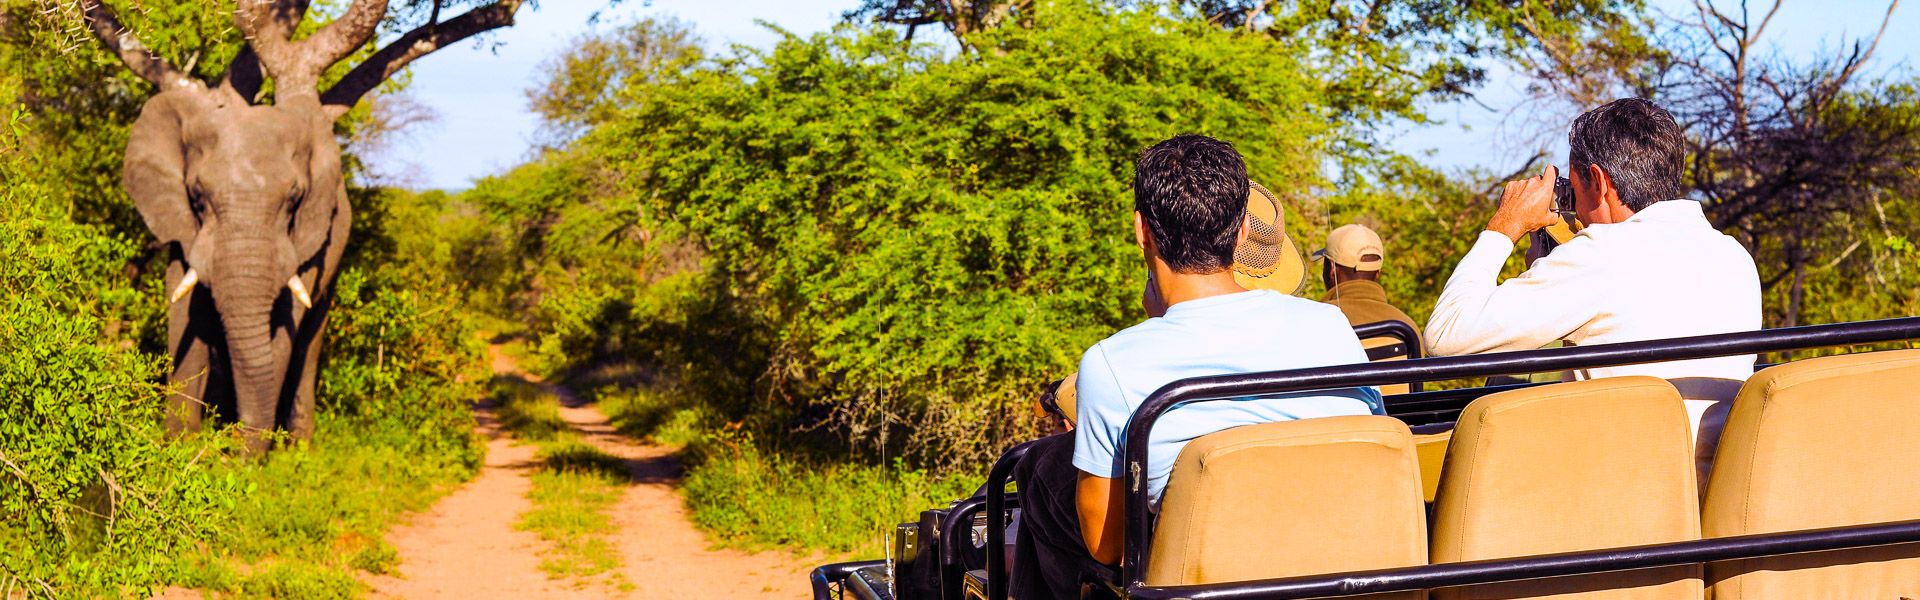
[1116,316,1920,586]
[1128,518,1920,599]
[1351,320,1423,393]
[1351,320,1422,360]
[982,439,1036,600]
[812,559,888,600]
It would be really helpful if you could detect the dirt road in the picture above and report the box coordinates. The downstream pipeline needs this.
[361,345,812,599]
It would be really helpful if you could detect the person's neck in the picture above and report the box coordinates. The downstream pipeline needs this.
[1151,263,1248,307]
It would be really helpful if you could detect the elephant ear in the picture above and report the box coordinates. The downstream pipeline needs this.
[125,90,206,249]
[293,106,346,265]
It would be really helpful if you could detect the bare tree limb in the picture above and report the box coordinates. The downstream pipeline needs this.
[1747,0,1782,45]
[319,0,527,117]
[74,0,196,89]
[218,1,308,105]
[299,0,390,79]
[1242,0,1271,30]
[234,0,306,92]
[1829,0,1899,93]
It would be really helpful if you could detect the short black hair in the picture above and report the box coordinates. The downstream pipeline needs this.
[1568,98,1687,211]
[1133,134,1248,273]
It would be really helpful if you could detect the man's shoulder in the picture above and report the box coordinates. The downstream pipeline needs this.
[1092,292,1350,358]
[1250,289,1348,317]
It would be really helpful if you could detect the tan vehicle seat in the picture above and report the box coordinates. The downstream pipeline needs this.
[1431,377,1701,600]
[1703,349,1920,599]
[1413,429,1450,503]
[1146,415,1426,599]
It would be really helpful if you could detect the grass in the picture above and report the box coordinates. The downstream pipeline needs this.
[597,384,712,447]
[492,376,573,443]
[490,377,636,592]
[596,382,981,558]
[171,410,483,597]
[678,438,980,557]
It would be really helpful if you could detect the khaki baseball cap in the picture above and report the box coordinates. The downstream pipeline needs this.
[1232,182,1307,295]
[1315,224,1385,272]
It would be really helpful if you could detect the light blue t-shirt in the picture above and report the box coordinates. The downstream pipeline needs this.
[1071,289,1384,505]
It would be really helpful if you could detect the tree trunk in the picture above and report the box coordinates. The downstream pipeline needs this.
[1786,259,1807,328]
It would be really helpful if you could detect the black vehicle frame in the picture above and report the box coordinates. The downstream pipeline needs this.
[814,316,1920,600]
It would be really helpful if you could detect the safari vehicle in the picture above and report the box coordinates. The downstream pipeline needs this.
[810,316,1920,600]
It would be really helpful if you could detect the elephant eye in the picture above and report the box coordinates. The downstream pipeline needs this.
[187,184,208,215]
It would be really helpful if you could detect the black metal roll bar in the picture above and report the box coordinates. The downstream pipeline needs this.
[1112,316,1920,590]
[1351,319,1423,360]
[1129,518,1920,600]
[813,559,888,600]
[1352,320,1424,394]
[983,439,1034,600]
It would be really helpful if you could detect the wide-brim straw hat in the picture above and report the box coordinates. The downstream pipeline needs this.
[1232,181,1306,295]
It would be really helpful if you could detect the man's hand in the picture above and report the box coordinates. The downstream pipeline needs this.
[1487,165,1561,243]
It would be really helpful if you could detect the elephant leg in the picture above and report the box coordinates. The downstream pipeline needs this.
[287,305,327,442]
[165,337,212,434]
[164,261,212,435]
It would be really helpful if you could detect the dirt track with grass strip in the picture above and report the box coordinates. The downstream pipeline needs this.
[358,344,813,598]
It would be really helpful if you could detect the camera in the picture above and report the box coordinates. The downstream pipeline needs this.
[1530,176,1582,257]
[1553,176,1576,217]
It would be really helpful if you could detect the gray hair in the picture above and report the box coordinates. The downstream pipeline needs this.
[1568,98,1687,211]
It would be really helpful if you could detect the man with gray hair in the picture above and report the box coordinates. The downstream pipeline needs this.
[1424,98,1761,480]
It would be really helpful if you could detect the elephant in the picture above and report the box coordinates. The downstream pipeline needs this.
[73,0,531,454]
[126,88,350,453]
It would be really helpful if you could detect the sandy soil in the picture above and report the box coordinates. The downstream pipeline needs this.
[358,343,813,599]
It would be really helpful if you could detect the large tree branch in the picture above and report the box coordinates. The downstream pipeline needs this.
[234,0,307,91]
[75,1,196,89]
[300,0,389,77]
[319,0,526,117]
[220,1,309,104]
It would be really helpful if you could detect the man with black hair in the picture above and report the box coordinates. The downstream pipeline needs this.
[1424,98,1762,481]
[1009,134,1381,599]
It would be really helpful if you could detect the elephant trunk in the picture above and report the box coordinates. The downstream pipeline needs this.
[211,231,290,453]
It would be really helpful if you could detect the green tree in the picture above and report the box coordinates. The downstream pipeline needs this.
[585,2,1340,465]
[527,17,704,147]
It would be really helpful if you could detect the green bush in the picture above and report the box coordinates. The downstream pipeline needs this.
[680,432,977,556]
[0,105,239,595]
[575,1,1339,467]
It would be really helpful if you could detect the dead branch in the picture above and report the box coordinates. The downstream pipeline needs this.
[1827,0,1898,98]
[319,0,527,117]
[233,0,306,91]
[299,0,389,78]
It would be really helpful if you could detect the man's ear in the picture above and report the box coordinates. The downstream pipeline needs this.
[1238,210,1252,245]
[1586,163,1630,222]
[1133,211,1150,250]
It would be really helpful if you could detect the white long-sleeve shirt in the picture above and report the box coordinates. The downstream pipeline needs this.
[1424,200,1763,384]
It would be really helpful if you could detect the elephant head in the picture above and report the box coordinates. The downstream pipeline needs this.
[127,88,350,451]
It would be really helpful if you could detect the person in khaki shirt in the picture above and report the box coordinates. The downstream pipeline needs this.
[1315,224,1421,395]
[1315,224,1420,338]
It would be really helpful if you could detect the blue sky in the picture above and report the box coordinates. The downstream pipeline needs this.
[393,1,1916,190]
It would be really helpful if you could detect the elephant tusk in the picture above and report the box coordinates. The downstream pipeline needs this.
[287,276,313,309]
[169,269,199,303]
